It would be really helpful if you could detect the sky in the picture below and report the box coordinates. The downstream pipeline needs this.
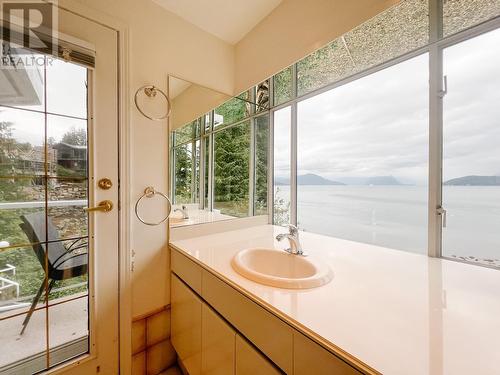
[1,57,87,147]
[3,28,500,185]
[275,27,500,185]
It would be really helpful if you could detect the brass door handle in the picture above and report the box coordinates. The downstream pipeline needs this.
[84,200,113,213]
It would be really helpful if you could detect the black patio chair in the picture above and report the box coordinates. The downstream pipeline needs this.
[19,211,88,334]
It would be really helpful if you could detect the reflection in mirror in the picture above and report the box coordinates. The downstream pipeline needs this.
[168,76,270,228]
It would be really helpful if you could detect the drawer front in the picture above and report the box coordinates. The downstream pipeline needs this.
[294,332,362,375]
[235,334,282,375]
[202,304,236,375]
[171,274,202,375]
[202,270,293,374]
[171,247,202,294]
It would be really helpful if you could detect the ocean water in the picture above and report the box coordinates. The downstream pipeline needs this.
[274,185,500,260]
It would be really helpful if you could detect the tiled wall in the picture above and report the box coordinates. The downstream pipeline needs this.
[132,306,180,375]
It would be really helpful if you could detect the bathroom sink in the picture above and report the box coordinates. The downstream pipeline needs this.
[231,248,333,289]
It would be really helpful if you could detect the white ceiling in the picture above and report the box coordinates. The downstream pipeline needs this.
[152,0,282,44]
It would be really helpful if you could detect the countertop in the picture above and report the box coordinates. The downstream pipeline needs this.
[169,209,234,228]
[170,225,500,375]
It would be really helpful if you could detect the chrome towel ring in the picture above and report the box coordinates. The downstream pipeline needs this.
[135,186,172,226]
[134,85,171,121]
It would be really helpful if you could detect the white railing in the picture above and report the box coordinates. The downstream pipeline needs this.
[0,200,87,210]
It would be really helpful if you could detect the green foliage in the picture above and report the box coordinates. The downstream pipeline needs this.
[174,144,193,204]
[214,97,250,127]
[214,122,250,217]
[61,127,87,146]
[273,188,290,225]
[255,116,269,215]
[274,67,293,105]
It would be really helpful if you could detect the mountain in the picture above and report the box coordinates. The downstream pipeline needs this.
[298,174,345,185]
[444,175,500,186]
[274,174,344,185]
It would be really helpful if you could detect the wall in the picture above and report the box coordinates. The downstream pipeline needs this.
[170,83,230,130]
[234,0,399,93]
[66,0,234,319]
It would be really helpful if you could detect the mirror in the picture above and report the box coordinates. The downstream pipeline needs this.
[168,76,270,228]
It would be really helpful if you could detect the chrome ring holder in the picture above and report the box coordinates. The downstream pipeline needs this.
[135,186,172,226]
[134,85,171,121]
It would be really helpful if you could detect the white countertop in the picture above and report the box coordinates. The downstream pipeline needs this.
[171,225,500,375]
[169,209,234,228]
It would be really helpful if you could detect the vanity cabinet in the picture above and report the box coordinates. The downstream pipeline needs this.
[171,274,202,375]
[171,247,364,375]
[235,334,281,375]
[202,304,235,374]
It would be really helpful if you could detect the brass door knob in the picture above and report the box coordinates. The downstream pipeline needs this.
[98,178,113,190]
[84,200,113,213]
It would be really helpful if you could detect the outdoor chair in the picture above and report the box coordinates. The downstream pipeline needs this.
[19,211,88,335]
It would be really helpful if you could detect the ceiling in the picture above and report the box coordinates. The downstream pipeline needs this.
[152,0,282,44]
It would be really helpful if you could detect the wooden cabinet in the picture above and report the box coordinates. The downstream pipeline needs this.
[170,248,365,375]
[171,274,202,375]
[202,304,235,374]
[293,332,361,375]
[235,334,281,375]
[202,269,293,373]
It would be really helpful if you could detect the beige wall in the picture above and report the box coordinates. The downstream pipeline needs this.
[62,0,401,319]
[171,83,230,130]
[67,0,234,318]
[234,0,399,93]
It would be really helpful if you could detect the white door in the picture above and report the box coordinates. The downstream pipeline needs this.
[0,5,120,375]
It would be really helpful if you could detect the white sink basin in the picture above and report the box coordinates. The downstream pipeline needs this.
[231,248,333,289]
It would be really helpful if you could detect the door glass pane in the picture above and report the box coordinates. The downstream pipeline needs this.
[0,108,45,176]
[46,59,87,119]
[0,58,90,372]
[213,122,250,217]
[297,54,429,253]
[442,28,500,267]
[273,107,291,225]
[254,115,269,215]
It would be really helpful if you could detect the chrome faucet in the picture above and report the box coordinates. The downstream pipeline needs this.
[276,224,306,256]
[174,205,189,219]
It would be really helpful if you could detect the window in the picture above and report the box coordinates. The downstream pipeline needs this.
[214,96,251,128]
[443,0,500,37]
[273,107,291,225]
[297,0,428,96]
[297,54,429,253]
[213,122,251,217]
[254,114,269,215]
[442,28,500,266]
[267,0,500,267]
[172,121,200,205]
[273,66,293,105]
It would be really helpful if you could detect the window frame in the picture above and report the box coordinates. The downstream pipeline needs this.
[268,0,500,267]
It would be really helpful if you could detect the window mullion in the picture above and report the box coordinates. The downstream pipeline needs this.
[428,0,444,258]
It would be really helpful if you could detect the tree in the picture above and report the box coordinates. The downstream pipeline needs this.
[61,127,87,146]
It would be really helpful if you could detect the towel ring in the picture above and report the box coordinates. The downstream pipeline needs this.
[135,186,172,226]
[134,85,171,121]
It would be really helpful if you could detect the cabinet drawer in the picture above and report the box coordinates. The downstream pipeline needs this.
[202,304,235,375]
[171,274,202,375]
[202,270,293,374]
[294,332,362,375]
[235,334,281,375]
[171,247,202,294]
